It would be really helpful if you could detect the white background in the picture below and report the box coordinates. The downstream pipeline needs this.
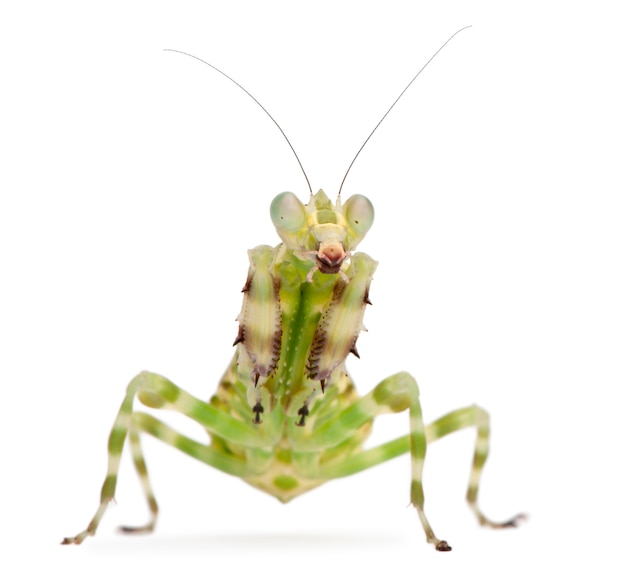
[1,1,625,570]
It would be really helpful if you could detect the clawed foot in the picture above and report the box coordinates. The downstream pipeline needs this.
[118,522,155,535]
[479,512,528,529]
[62,520,155,544]
[295,404,310,426]
[61,530,90,545]
[500,513,528,528]
[429,512,526,552]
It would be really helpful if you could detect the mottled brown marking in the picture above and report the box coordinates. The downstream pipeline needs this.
[306,278,347,379]
[296,404,309,427]
[252,402,264,424]
[241,274,252,293]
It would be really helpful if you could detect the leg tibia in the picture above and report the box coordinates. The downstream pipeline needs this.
[116,427,158,535]
[426,405,526,529]
[62,376,140,545]
[312,380,524,550]
[306,371,450,551]
[62,371,259,545]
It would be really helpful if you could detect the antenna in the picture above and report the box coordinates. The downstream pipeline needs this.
[338,26,472,196]
[164,49,313,195]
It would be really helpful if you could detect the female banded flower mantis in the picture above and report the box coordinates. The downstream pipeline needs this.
[63,28,524,551]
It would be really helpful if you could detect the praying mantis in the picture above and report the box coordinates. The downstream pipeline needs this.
[62,28,524,551]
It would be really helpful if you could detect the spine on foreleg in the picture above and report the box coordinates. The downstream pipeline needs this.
[307,253,378,382]
[234,246,282,384]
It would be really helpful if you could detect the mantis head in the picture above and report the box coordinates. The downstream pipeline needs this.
[270,190,374,276]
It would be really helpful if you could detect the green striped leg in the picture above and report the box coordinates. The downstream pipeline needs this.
[426,406,526,529]
[317,404,525,544]
[119,411,262,533]
[62,371,266,545]
[293,371,451,552]
[118,426,159,534]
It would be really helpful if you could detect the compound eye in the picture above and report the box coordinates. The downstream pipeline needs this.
[343,194,374,237]
[270,192,306,233]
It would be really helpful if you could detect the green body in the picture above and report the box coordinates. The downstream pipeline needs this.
[63,190,523,550]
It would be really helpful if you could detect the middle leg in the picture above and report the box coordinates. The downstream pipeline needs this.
[291,371,451,551]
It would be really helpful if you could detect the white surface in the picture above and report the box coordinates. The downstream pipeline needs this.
[1,1,625,570]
